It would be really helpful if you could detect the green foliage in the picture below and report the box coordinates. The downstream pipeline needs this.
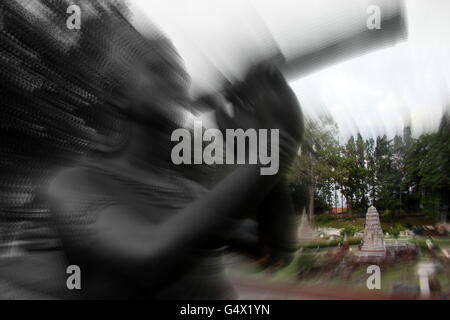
[381,209,394,222]
[387,224,406,238]
[410,238,428,250]
[315,214,331,224]
[316,219,365,230]
[287,116,339,213]
[287,113,450,220]
[314,195,330,214]
[298,237,362,249]
[340,225,360,237]
[346,237,363,246]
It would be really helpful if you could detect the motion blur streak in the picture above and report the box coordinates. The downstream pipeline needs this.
[0,0,208,298]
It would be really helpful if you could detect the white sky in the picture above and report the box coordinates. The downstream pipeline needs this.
[129,0,450,141]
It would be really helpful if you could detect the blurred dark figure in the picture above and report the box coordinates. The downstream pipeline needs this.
[0,0,303,299]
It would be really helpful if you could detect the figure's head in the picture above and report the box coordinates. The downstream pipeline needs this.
[126,36,191,127]
[70,0,194,160]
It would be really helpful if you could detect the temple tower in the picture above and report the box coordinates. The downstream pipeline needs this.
[297,208,315,242]
[357,206,386,261]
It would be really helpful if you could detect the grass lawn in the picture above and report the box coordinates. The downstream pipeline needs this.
[433,238,450,247]
[225,236,450,297]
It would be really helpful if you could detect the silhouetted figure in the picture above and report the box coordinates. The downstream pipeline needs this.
[0,0,303,299]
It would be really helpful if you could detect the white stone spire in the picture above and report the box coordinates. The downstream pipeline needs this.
[357,206,386,260]
[297,208,315,242]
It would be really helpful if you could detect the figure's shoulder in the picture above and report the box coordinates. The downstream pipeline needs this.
[46,165,108,201]
[177,177,208,199]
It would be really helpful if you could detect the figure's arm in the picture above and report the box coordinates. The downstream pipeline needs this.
[48,162,280,289]
[226,178,297,266]
[256,178,297,265]
[226,218,261,258]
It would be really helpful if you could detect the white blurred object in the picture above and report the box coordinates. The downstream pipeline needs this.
[416,262,436,298]
[130,0,406,96]
[128,0,450,141]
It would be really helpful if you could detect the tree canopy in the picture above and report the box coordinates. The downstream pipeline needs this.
[287,113,450,221]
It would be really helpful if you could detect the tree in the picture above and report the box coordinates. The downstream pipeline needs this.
[365,138,376,205]
[403,113,450,220]
[287,112,450,222]
[287,116,338,217]
[333,134,368,214]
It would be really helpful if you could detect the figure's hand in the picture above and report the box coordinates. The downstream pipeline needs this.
[216,62,304,168]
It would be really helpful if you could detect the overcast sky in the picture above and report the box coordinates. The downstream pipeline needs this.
[129,0,450,141]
